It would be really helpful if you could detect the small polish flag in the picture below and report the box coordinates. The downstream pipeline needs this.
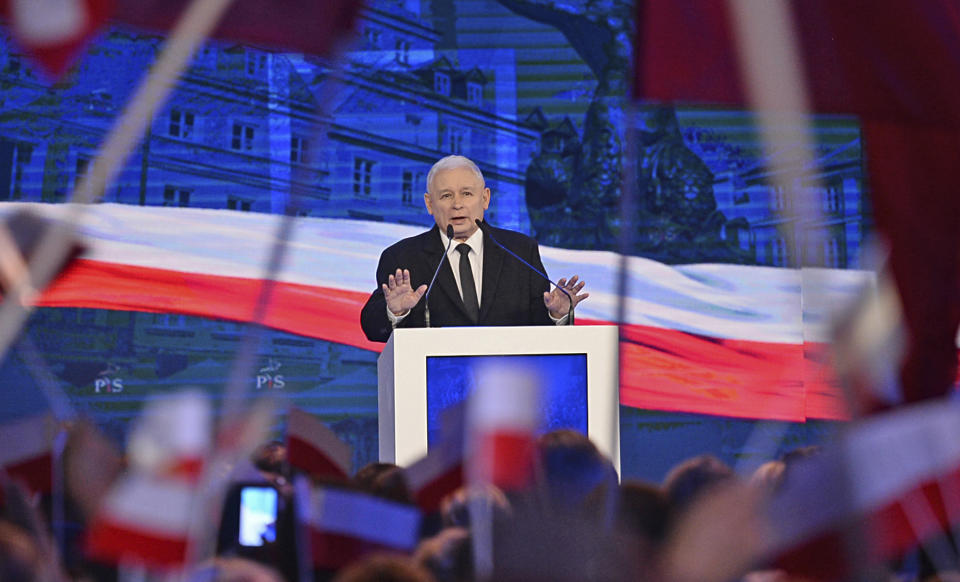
[85,473,196,567]
[405,443,463,513]
[405,403,466,512]
[468,362,542,491]
[767,398,960,578]
[300,485,421,569]
[287,408,351,481]
[4,0,112,79]
[0,413,56,495]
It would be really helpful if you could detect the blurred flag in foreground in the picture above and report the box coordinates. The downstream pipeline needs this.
[85,391,211,567]
[0,0,112,78]
[636,0,960,405]
[468,362,542,492]
[0,412,56,495]
[287,407,351,482]
[767,398,960,578]
[299,484,420,570]
[404,404,466,513]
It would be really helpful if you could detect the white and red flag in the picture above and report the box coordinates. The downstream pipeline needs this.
[0,412,56,495]
[467,362,542,492]
[84,391,212,567]
[0,0,112,79]
[404,402,465,512]
[287,407,352,481]
[766,398,960,578]
[299,484,421,570]
[85,472,197,567]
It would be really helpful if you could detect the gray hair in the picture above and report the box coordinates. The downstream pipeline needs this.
[426,155,485,194]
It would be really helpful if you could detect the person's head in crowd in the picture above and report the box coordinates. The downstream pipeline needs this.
[194,556,286,582]
[424,155,490,242]
[252,440,288,479]
[369,465,413,505]
[414,526,472,582]
[662,454,736,513]
[332,554,436,582]
[440,485,511,530]
[354,462,399,490]
[617,480,673,551]
[749,460,786,493]
[536,429,617,515]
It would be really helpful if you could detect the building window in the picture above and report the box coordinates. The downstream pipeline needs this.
[168,109,194,139]
[163,185,191,207]
[353,158,375,198]
[395,39,411,64]
[9,143,31,200]
[772,185,787,211]
[773,237,789,267]
[402,170,413,205]
[75,155,91,187]
[467,82,482,105]
[246,50,267,76]
[825,181,843,213]
[443,127,467,154]
[231,123,255,151]
[291,135,307,163]
[825,237,840,268]
[364,27,382,48]
[227,197,252,211]
[434,72,450,96]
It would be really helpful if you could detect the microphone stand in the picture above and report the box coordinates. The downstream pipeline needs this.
[474,219,574,325]
[424,224,455,328]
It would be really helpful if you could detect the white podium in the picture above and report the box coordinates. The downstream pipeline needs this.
[377,325,620,471]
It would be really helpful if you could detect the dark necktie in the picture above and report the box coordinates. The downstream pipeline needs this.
[456,243,479,323]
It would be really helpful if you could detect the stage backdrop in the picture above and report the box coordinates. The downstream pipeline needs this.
[0,1,866,481]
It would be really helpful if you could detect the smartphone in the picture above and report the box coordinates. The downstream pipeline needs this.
[238,486,278,547]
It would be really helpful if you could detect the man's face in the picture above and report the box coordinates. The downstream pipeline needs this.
[424,166,491,241]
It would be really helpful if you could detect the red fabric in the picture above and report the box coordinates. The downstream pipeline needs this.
[411,463,463,514]
[308,530,407,570]
[2,453,52,494]
[85,520,188,567]
[636,0,960,405]
[478,431,536,491]
[287,435,349,481]
[0,0,113,79]
[110,0,361,57]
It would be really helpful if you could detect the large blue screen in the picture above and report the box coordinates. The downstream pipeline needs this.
[425,354,588,446]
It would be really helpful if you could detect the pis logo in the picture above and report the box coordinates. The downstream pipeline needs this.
[94,364,123,393]
[256,359,285,390]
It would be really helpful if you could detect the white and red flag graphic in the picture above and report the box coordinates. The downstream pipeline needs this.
[0,412,56,495]
[300,484,421,570]
[287,407,352,481]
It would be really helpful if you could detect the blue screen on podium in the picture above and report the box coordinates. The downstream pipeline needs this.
[425,354,588,446]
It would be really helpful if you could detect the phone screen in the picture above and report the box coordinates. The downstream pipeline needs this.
[238,486,278,547]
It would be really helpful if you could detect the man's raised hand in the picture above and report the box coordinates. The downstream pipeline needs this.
[543,275,589,320]
[384,268,427,316]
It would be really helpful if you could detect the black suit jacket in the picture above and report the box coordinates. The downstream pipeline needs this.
[360,223,555,342]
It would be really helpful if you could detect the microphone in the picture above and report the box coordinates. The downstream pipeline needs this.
[424,224,456,328]
[474,219,574,325]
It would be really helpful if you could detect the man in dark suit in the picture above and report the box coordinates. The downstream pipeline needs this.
[360,155,588,343]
